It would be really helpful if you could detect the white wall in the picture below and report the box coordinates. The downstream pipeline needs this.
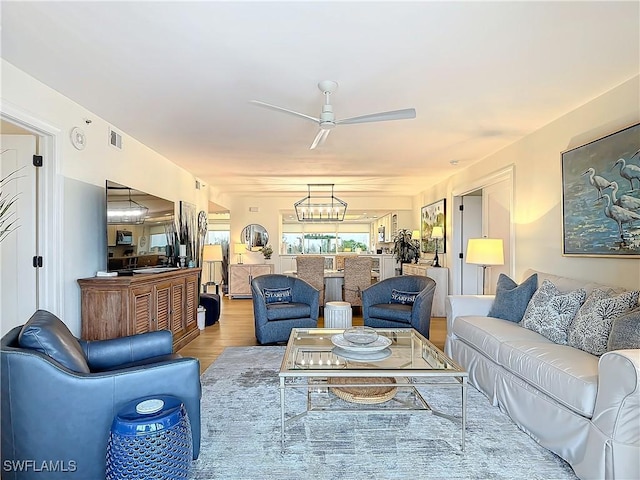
[1,60,209,334]
[418,75,640,290]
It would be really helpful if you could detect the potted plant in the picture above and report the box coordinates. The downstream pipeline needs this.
[392,229,419,266]
[260,244,273,260]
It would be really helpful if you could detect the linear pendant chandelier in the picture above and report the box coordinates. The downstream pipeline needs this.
[106,188,149,225]
[294,184,347,222]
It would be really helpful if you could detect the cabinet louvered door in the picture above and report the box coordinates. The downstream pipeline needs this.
[155,281,172,332]
[131,285,153,335]
[78,269,201,351]
[184,275,198,330]
[171,280,186,337]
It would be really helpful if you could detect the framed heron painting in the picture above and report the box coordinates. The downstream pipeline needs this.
[561,122,640,257]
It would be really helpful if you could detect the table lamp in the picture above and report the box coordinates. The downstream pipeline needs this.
[202,244,223,293]
[430,226,444,268]
[465,238,504,294]
[234,243,247,264]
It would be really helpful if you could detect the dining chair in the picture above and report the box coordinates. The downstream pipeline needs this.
[295,256,326,305]
[335,254,348,271]
[343,256,373,307]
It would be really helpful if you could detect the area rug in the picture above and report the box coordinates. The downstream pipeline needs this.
[190,346,577,479]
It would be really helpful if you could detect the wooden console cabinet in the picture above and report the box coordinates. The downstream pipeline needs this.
[228,264,274,298]
[78,268,201,351]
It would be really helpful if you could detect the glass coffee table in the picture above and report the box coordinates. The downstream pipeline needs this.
[279,328,468,451]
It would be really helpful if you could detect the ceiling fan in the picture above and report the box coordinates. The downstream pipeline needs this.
[251,80,416,150]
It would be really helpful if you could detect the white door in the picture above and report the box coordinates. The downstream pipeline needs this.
[455,195,482,294]
[1,134,38,333]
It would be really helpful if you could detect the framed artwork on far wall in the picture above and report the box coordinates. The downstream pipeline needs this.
[562,122,640,257]
[421,198,446,254]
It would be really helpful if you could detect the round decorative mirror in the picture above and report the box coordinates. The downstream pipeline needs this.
[241,224,269,250]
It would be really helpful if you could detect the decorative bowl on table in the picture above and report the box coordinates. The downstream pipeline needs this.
[342,326,378,345]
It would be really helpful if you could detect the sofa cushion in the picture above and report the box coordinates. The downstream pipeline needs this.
[521,280,586,344]
[18,310,90,373]
[497,341,599,417]
[368,303,412,324]
[390,289,420,306]
[568,289,640,356]
[522,269,625,296]
[263,287,292,304]
[266,302,311,321]
[488,273,538,323]
[453,315,553,363]
[607,305,640,351]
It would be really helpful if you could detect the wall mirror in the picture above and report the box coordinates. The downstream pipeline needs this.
[241,224,269,250]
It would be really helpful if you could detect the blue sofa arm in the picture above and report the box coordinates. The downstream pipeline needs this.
[79,330,174,371]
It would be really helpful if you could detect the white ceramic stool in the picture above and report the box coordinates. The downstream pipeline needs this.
[324,301,353,329]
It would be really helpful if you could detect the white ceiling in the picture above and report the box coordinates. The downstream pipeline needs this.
[2,1,638,209]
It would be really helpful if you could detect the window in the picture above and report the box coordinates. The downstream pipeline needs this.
[281,230,370,254]
[206,231,230,245]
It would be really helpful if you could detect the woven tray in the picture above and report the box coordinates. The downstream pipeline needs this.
[328,377,397,404]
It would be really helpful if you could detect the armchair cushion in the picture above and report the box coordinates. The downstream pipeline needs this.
[264,287,293,304]
[266,302,312,321]
[18,310,90,373]
[368,303,412,324]
[390,289,420,305]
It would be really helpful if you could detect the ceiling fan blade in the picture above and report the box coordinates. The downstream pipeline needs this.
[250,100,320,123]
[336,108,416,125]
[309,129,331,150]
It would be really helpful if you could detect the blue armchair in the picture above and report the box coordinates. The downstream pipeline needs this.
[251,274,320,344]
[362,275,436,339]
[1,310,201,480]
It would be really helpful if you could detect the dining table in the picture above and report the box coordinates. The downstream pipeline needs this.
[284,269,379,303]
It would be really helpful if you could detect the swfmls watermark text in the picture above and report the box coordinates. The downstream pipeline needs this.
[3,460,77,473]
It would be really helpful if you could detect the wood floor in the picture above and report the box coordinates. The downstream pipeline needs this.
[178,295,447,374]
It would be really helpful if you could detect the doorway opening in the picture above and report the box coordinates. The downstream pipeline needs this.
[451,166,514,295]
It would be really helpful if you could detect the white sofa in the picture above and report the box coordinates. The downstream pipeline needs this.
[445,269,640,480]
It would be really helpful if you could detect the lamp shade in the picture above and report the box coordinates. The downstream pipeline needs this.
[202,244,223,262]
[411,230,421,240]
[431,226,444,239]
[466,238,504,266]
[234,243,247,254]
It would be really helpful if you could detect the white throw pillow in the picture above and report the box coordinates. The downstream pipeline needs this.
[568,289,640,356]
[520,279,586,344]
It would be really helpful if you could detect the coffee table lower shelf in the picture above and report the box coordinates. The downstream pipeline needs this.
[279,376,467,452]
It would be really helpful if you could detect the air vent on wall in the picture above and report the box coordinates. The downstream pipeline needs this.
[109,128,122,149]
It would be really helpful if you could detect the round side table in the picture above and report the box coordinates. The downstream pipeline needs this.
[324,301,353,328]
[106,395,192,479]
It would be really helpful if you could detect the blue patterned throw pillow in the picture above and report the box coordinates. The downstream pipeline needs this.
[568,289,639,356]
[607,306,640,351]
[263,287,292,304]
[390,289,420,305]
[521,280,586,344]
[488,273,538,323]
